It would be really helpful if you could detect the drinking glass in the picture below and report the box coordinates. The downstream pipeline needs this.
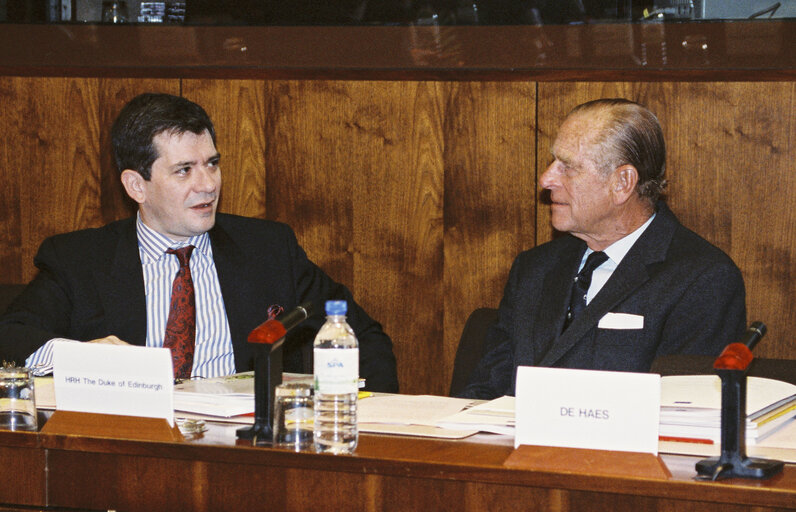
[272,382,314,451]
[0,367,37,431]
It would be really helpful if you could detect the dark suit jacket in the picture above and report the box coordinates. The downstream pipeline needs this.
[458,202,746,399]
[0,214,399,392]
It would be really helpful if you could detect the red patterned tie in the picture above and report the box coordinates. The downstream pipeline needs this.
[163,246,196,379]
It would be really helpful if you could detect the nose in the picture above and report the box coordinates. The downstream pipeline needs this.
[539,162,558,190]
[194,166,219,194]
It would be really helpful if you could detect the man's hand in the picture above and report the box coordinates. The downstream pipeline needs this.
[87,335,130,346]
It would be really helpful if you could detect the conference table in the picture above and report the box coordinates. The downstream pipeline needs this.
[1,413,795,512]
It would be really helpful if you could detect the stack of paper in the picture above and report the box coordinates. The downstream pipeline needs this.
[659,375,796,445]
[173,373,357,421]
[173,373,256,417]
[358,394,479,439]
[436,396,515,435]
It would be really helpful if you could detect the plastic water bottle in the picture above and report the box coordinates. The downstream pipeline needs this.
[313,300,359,454]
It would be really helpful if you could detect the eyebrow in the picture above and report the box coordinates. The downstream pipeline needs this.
[550,150,571,167]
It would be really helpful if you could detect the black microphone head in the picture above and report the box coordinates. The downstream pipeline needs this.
[299,301,315,319]
[750,321,766,337]
[742,321,767,351]
[276,301,316,333]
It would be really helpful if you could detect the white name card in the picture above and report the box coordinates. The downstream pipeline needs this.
[53,341,174,426]
[515,366,660,454]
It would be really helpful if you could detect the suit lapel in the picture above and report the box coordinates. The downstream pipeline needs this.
[208,220,254,371]
[525,239,584,365]
[94,219,148,345]
[538,203,676,367]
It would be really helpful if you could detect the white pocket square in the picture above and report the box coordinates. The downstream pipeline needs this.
[598,312,644,330]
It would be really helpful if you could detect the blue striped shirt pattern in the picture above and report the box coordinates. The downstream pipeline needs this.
[136,217,235,378]
[26,216,235,379]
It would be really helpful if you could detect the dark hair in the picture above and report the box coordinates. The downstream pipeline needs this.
[110,93,216,180]
[569,98,667,204]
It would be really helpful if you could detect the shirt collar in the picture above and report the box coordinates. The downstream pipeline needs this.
[136,213,212,263]
[599,213,656,266]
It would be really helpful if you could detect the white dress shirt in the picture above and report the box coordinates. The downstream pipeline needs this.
[27,215,235,378]
[579,213,656,305]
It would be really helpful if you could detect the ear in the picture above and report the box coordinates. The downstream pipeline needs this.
[120,170,147,204]
[610,165,639,205]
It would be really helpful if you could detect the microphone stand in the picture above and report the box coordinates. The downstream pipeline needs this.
[236,336,284,445]
[237,302,313,445]
[695,322,784,480]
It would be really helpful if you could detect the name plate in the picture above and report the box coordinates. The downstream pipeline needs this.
[53,341,174,426]
[515,366,660,454]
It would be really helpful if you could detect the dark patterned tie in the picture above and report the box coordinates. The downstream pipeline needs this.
[163,246,196,379]
[563,251,608,331]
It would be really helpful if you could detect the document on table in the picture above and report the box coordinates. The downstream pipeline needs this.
[358,395,479,439]
[173,373,255,417]
[436,396,516,436]
[659,375,796,445]
[660,375,796,412]
[38,373,484,438]
[34,376,56,409]
[173,372,313,418]
[660,419,796,463]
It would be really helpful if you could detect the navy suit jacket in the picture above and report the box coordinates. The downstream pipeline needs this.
[458,202,746,399]
[0,214,399,392]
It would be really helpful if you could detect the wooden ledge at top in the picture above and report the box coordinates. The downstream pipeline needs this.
[504,445,671,480]
[40,410,184,443]
[0,22,794,81]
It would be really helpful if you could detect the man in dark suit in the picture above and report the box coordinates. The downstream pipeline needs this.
[0,93,398,392]
[458,98,746,399]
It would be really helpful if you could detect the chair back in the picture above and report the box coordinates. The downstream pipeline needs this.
[449,307,498,396]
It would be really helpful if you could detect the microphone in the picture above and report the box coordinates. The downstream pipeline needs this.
[248,301,315,345]
[238,301,316,443]
[738,321,766,350]
[713,321,767,371]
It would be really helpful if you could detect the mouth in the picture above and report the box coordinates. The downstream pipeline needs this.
[190,200,215,211]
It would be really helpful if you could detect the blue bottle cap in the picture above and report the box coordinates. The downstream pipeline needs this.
[325,300,347,315]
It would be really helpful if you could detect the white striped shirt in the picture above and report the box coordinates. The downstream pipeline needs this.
[27,216,235,378]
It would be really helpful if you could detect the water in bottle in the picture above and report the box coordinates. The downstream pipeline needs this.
[313,300,359,454]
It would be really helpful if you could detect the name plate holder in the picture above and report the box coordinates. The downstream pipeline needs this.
[504,445,670,480]
[41,411,183,443]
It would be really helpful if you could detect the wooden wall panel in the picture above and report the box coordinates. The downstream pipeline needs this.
[259,81,446,394]
[537,82,795,358]
[0,77,24,283]
[183,80,267,219]
[0,77,178,284]
[263,80,357,287]
[443,82,536,392]
[664,82,795,358]
[1,77,102,284]
[347,81,445,395]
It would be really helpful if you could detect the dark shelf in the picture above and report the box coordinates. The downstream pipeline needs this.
[1,20,794,80]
